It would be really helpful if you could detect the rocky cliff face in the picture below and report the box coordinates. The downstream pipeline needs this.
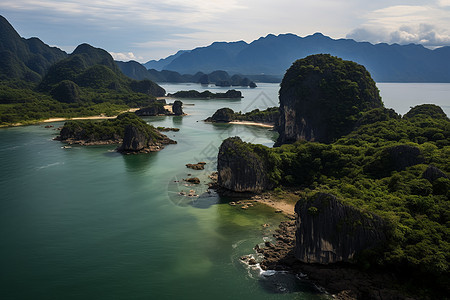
[217,137,273,192]
[172,100,184,115]
[276,54,382,145]
[295,193,386,264]
[117,124,175,154]
[118,125,148,151]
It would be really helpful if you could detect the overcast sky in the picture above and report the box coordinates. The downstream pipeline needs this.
[2,0,450,62]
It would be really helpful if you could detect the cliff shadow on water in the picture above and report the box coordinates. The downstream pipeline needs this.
[171,115,183,126]
[121,152,158,173]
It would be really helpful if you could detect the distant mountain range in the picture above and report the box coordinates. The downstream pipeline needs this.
[2,12,449,84]
[144,33,450,82]
[143,50,189,71]
[116,61,260,86]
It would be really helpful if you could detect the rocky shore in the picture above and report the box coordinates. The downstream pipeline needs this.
[210,176,416,300]
[255,220,416,300]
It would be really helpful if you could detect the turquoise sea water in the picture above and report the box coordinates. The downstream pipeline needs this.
[0,83,448,299]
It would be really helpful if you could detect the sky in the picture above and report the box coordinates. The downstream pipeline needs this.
[2,0,450,62]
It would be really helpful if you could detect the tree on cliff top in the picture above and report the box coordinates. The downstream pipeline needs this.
[277,54,383,145]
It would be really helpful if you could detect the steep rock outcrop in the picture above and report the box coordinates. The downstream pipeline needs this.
[276,54,382,145]
[117,124,175,153]
[217,137,273,192]
[118,125,147,151]
[295,193,386,264]
[172,100,184,115]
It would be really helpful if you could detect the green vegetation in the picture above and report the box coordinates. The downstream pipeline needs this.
[59,112,163,142]
[168,89,242,99]
[0,15,67,83]
[0,43,166,126]
[278,54,383,144]
[206,107,279,123]
[234,107,279,123]
[0,80,160,124]
[234,104,449,291]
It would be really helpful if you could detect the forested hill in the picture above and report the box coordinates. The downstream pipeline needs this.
[0,15,67,83]
[0,16,166,125]
[145,33,450,82]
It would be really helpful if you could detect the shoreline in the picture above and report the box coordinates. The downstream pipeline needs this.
[256,219,414,300]
[204,120,275,128]
[228,121,274,128]
[0,107,189,128]
[41,108,140,123]
[220,187,414,299]
[229,189,417,300]
[0,108,141,128]
[252,194,295,216]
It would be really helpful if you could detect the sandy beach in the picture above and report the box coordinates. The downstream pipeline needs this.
[164,105,173,114]
[256,197,295,215]
[228,121,274,128]
[41,108,140,123]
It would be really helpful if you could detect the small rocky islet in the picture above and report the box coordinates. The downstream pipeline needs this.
[167,89,243,99]
[204,107,279,126]
[56,112,176,154]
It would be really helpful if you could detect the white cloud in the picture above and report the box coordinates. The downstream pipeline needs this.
[4,0,450,61]
[1,0,245,25]
[438,0,450,7]
[347,4,450,47]
[109,52,141,61]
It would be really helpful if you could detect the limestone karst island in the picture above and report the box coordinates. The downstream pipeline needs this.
[0,10,449,300]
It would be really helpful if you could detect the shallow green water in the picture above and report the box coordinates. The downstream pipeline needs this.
[0,83,448,299]
[0,84,326,300]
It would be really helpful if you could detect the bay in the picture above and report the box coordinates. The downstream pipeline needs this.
[0,83,448,299]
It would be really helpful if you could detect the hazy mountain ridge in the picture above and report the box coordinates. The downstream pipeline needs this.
[143,50,190,71]
[148,33,450,82]
[117,61,259,85]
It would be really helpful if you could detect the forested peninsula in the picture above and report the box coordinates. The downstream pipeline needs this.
[216,54,449,299]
